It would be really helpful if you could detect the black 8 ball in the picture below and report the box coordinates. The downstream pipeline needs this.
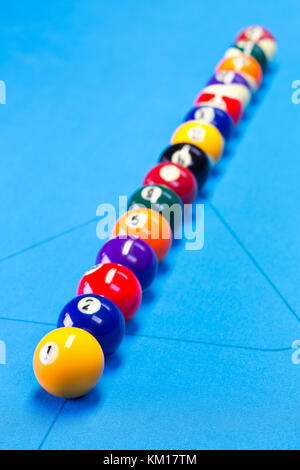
[159,143,210,189]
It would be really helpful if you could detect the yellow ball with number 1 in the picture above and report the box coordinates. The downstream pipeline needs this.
[33,327,104,398]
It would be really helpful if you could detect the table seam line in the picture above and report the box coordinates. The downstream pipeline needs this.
[208,201,300,324]
[38,400,66,450]
[0,314,291,352]
[126,332,292,352]
[0,216,98,264]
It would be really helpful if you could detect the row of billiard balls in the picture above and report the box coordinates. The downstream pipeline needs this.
[33,25,277,399]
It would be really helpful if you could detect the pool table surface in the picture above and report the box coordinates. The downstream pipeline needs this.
[0,0,300,450]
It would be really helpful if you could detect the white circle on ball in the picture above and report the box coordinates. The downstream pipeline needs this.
[160,164,180,182]
[216,71,235,84]
[78,297,101,315]
[233,56,248,68]
[39,342,59,365]
[141,186,162,203]
[194,107,215,123]
[171,145,192,167]
[245,26,263,41]
[126,212,147,229]
[188,125,205,142]
[207,95,226,110]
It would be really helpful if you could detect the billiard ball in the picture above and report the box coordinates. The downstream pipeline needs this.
[201,83,251,110]
[205,71,252,112]
[225,41,267,73]
[171,121,224,164]
[112,208,172,262]
[216,54,262,91]
[57,294,125,356]
[207,71,252,92]
[235,25,277,61]
[33,327,104,398]
[183,106,233,140]
[143,162,198,204]
[194,92,242,126]
[159,143,210,187]
[96,236,158,290]
[128,185,183,232]
[77,263,142,322]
